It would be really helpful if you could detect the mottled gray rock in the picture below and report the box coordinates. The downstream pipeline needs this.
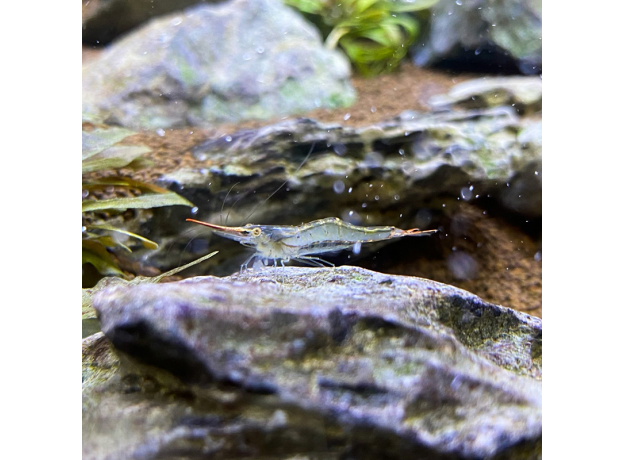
[413,0,542,74]
[82,0,355,129]
[86,266,542,459]
[82,0,221,45]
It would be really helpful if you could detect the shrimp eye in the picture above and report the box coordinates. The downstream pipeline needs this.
[251,228,262,236]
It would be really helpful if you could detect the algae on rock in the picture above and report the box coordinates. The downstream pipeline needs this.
[85,266,542,460]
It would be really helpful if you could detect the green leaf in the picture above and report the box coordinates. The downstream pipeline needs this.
[287,0,435,77]
[352,0,383,14]
[82,240,124,276]
[82,145,152,174]
[87,224,159,249]
[326,26,351,49]
[85,233,133,252]
[125,157,155,171]
[82,127,137,160]
[338,12,419,76]
[384,0,440,13]
[82,176,172,194]
[384,14,419,37]
[82,193,194,213]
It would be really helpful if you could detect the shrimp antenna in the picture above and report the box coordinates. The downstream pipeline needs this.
[243,141,316,223]
[225,193,247,226]
[220,182,240,225]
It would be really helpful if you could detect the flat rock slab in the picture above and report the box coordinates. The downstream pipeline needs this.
[90,266,542,459]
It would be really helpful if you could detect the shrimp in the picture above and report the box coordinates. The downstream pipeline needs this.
[185,217,437,270]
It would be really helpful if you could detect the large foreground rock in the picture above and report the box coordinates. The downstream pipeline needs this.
[412,0,542,74]
[82,0,355,129]
[86,266,542,459]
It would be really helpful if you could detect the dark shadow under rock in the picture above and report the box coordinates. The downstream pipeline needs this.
[87,266,541,459]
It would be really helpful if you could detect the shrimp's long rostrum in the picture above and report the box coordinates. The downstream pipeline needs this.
[186,217,437,270]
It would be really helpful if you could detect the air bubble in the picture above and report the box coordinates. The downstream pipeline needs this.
[225,136,232,142]
[353,241,362,255]
[348,187,353,193]
[333,180,345,194]
[460,187,473,201]
[343,113,351,121]
[156,128,165,137]
[447,252,479,280]
[191,207,199,214]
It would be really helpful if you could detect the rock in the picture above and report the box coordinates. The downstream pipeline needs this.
[426,76,542,218]
[412,0,542,75]
[82,0,221,45]
[428,76,542,115]
[138,102,540,273]
[82,0,355,129]
[87,266,542,459]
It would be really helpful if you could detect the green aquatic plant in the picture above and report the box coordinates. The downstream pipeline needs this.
[285,0,439,76]
[82,126,194,276]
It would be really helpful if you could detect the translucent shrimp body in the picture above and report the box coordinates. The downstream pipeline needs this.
[186,217,437,269]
